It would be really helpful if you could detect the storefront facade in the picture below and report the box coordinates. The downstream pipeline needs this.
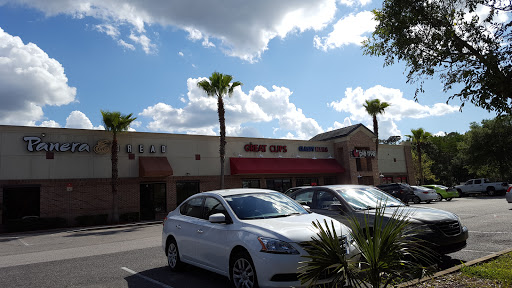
[0,124,414,229]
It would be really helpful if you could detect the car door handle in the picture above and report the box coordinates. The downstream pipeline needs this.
[197,229,203,234]
[176,225,181,229]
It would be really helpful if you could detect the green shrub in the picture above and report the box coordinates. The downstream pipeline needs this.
[75,214,108,226]
[120,212,139,223]
[6,217,67,232]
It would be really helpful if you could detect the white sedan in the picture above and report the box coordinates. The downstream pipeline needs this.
[506,185,512,203]
[162,188,358,288]
[410,186,438,204]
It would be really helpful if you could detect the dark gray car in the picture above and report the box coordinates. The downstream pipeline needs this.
[288,185,469,255]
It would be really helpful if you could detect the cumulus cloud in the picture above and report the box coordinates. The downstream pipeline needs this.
[38,120,61,128]
[65,111,104,130]
[314,11,377,51]
[1,0,338,62]
[328,85,460,138]
[0,27,76,126]
[139,77,323,139]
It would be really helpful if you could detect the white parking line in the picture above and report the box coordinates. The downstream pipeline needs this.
[469,231,511,234]
[18,238,31,246]
[121,267,174,288]
[463,249,496,254]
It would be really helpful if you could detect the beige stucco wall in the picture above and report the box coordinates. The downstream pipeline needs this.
[378,144,408,173]
[0,125,334,180]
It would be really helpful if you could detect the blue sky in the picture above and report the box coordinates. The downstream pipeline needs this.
[0,0,500,140]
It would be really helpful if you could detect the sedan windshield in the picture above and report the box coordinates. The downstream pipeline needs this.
[335,186,404,210]
[224,192,308,220]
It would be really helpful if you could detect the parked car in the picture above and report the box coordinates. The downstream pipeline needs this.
[454,178,509,196]
[284,186,312,195]
[288,185,469,255]
[410,186,438,204]
[162,188,359,288]
[422,184,459,201]
[506,185,512,203]
[375,183,415,203]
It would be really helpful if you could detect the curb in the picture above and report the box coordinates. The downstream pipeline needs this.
[67,220,163,233]
[398,247,512,287]
[0,220,163,236]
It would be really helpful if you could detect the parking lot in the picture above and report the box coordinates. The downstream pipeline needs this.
[0,196,510,288]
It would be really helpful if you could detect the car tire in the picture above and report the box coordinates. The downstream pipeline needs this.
[413,196,421,204]
[436,193,442,202]
[167,238,183,271]
[446,198,453,201]
[487,187,496,196]
[231,251,258,288]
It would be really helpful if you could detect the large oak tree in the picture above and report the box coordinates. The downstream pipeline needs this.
[363,0,512,114]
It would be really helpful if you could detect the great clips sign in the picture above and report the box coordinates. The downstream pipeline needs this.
[244,143,287,153]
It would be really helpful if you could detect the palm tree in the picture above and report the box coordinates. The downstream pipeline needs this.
[101,110,137,224]
[407,128,432,185]
[197,72,242,189]
[363,99,390,156]
[299,206,435,288]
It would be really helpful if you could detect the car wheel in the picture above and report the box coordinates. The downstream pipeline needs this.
[231,251,258,288]
[413,196,421,204]
[446,198,453,201]
[487,187,496,196]
[167,238,183,271]
[436,193,442,202]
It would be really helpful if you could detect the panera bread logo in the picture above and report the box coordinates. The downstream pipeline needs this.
[93,140,111,154]
[23,136,90,153]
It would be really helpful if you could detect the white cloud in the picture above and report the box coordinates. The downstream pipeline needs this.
[65,111,104,130]
[328,85,459,138]
[139,77,323,139]
[434,131,446,137]
[178,51,184,57]
[0,27,76,126]
[338,0,372,7]
[314,11,377,51]
[118,39,135,50]
[38,120,61,128]
[2,0,338,62]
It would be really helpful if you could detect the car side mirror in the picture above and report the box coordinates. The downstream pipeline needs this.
[209,213,226,223]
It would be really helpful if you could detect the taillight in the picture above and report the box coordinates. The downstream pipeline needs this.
[163,216,167,226]
[422,191,429,194]
[507,186,512,193]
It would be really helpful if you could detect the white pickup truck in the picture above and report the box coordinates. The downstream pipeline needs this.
[454,178,509,196]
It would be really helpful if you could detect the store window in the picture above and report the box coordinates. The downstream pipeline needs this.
[324,176,337,185]
[176,181,200,206]
[296,178,319,187]
[242,179,260,188]
[266,179,291,193]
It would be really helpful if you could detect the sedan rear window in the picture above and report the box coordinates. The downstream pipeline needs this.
[224,192,308,220]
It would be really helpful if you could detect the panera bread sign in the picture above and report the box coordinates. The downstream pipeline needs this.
[24,136,90,153]
[23,136,166,155]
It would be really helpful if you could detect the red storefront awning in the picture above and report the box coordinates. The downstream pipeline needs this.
[230,157,345,175]
[139,157,173,177]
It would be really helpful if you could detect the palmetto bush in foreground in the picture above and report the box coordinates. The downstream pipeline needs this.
[299,205,436,287]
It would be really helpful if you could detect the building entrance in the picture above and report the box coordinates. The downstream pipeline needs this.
[140,183,167,221]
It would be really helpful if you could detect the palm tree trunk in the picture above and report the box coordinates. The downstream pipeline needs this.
[111,134,119,224]
[417,144,424,185]
[373,115,379,156]
[218,96,226,189]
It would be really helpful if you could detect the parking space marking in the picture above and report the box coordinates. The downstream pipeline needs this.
[463,249,496,254]
[469,231,511,234]
[121,267,174,288]
[18,238,31,246]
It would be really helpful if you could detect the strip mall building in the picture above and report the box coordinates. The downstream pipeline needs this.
[0,123,415,227]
